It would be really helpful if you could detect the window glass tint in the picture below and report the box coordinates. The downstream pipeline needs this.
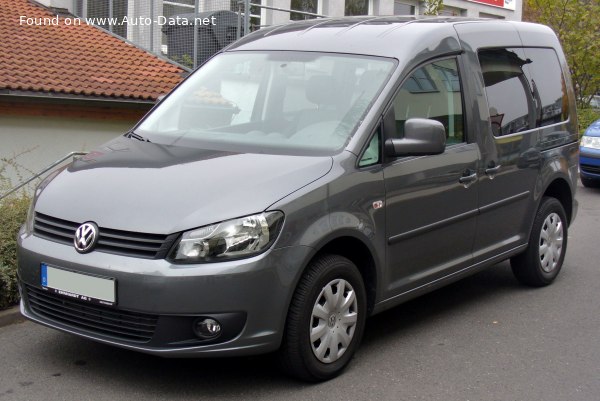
[394,1,415,15]
[479,47,569,136]
[290,0,318,20]
[479,48,531,136]
[393,58,464,144]
[404,68,437,93]
[359,131,380,167]
[345,0,369,15]
[521,48,569,126]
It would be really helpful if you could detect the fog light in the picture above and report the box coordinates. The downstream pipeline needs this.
[193,318,222,339]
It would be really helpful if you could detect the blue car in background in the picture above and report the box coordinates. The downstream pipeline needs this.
[580,118,600,187]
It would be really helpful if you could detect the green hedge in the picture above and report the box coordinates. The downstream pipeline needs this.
[578,108,600,137]
[0,195,30,310]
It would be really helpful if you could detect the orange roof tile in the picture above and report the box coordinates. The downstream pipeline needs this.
[0,0,185,101]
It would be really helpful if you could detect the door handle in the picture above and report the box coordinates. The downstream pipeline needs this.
[485,164,502,179]
[459,170,477,188]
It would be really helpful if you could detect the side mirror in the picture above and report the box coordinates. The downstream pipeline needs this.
[385,118,446,157]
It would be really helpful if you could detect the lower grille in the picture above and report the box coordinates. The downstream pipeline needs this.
[26,285,158,343]
[581,164,600,174]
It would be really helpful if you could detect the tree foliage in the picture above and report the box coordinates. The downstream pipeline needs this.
[523,0,600,108]
[423,0,444,15]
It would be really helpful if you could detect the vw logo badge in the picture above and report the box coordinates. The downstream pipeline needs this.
[74,222,99,254]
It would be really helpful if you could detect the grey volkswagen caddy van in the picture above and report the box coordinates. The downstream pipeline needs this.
[18,17,579,381]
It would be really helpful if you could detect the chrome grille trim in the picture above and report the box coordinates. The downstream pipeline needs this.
[33,212,176,259]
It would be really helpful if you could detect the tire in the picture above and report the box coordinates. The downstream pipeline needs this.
[279,254,367,382]
[511,197,568,287]
[581,176,598,188]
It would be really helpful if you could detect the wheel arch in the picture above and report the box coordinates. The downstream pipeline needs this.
[292,231,380,317]
[315,235,378,315]
[541,177,574,225]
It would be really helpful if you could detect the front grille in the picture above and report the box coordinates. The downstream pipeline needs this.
[581,164,600,174]
[26,285,158,343]
[33,213,177,259]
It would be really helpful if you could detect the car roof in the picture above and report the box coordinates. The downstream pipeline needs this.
[226,17,555,59]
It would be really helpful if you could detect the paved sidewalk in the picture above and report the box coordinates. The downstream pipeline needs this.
[0,305,24,327]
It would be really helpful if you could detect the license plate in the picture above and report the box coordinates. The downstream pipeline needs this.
[40,263,116,306]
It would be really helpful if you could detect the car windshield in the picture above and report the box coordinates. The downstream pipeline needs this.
[135,51,396,155]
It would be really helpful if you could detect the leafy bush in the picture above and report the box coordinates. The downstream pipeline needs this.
[0,195,30,309]
[578,108,600,137]
[1,152,34,310]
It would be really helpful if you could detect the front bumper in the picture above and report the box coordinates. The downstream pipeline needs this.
[18,231,312,357]
[579,147,600,180]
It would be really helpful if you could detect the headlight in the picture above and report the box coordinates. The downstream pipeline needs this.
[25,167,63,233]
[169,211,284,263]
[581,135,600,150]
[25,197,35,233]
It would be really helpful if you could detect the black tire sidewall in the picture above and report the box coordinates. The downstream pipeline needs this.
[581,176,598,188]
[528,197,568,284]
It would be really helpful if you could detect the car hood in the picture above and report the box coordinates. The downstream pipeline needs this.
[35,137,333,234]
[584,119,600,137]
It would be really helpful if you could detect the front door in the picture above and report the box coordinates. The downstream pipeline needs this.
[382,57,480,296]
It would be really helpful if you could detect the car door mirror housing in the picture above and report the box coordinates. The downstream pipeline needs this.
[384,118,447,157]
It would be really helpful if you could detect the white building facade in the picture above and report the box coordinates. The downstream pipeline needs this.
[36,0,522,69]
[276,0,522,24]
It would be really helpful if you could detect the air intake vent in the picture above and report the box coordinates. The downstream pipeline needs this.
[581,164,600,175]
[26,285,158,343]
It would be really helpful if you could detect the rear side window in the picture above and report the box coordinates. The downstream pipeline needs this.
[521,48,569,126]
[479,47,569,137]
[478,48,532,136]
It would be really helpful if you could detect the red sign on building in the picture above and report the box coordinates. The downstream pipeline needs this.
[468,0,516,10]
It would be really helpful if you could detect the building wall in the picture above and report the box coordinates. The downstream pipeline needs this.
[381,0,522,19]
[36,0,72,10]
[260,0,522,22]
[0,98,148,194]
[261,0,293,25]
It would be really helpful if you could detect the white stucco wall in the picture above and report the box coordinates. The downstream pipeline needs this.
[0,116,135,194]
[36,0,73,11]
[261,0,293,25]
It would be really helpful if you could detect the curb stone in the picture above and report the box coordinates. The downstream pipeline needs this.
[0,305,25,327]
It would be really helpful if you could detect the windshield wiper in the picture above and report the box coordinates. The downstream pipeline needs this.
[124,131,152,142]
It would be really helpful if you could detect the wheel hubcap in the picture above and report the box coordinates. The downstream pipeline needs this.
[310,278,358,364]
[538,212,563,273]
